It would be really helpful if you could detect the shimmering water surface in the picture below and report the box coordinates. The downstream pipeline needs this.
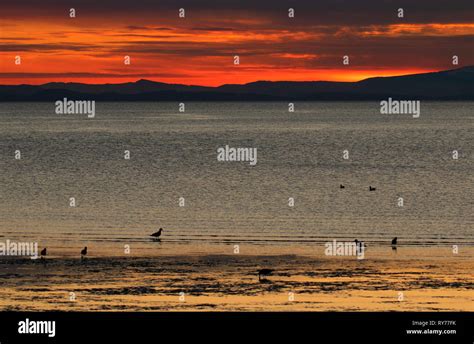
[0,102,472,256]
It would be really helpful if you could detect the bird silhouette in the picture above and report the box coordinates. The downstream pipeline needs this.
[150,228,163,240]
[354,239,365,253]
[81,246,87,260]
[257,269,274,282]
[40,248,47,259]
[391,237,398,250]
[369,186,376,191]
[340,184,345,189]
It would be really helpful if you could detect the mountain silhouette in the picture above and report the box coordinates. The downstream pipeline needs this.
[1,66,472,101]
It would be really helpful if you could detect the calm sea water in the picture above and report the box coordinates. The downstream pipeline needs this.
[0,102,472,256]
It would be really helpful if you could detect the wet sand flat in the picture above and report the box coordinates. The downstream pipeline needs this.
[0,252,472,311]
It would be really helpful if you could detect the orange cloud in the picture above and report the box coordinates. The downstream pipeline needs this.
[1,17,473,85]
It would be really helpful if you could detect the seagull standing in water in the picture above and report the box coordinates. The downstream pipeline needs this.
[150,228,164,240]
[81,247,87,260]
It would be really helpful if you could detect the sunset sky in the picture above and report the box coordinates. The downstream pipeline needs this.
[1,0,473,86]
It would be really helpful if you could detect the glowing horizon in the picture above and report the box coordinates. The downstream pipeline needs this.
[1,1,473,86]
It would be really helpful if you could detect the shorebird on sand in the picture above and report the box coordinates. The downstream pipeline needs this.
[81,246,87,260]
[150,228,164,240]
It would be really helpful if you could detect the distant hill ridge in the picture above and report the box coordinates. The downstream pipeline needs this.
[1,66,472,101]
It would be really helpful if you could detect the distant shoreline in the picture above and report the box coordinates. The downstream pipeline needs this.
[1,66,472,101]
